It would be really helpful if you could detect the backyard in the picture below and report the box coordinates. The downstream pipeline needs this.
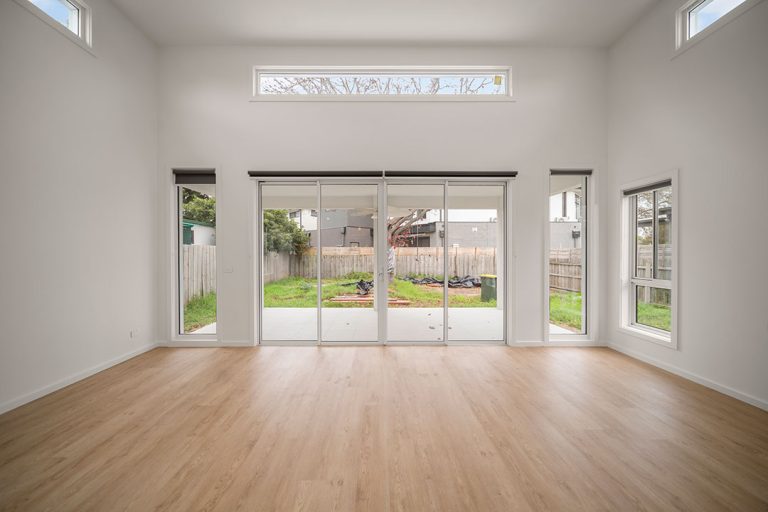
[263,273,496,308]
[549,289,671,332]
[182,273,495,332]
[185,283,669,334]
[183,292,217,332]
[549,290,584,332]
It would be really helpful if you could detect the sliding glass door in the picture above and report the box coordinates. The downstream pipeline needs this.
[447,185,505,341]
[258,179,508,344]
[386,184,446,342]
[260,184,318,341]
[320,184,380,342]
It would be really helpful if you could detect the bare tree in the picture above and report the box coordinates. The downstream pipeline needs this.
[387,209,430,246]
[261,74,499,96]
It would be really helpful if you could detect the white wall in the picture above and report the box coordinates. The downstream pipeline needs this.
[604,0,768,407]
[158,45,608,344]
[0,0,158,411]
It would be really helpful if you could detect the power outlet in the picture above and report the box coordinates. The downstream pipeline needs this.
[129,329,139,340]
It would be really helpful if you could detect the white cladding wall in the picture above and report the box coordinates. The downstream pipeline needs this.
[605,0,768,406]
[158,46,608,343]
[0,0,158,410]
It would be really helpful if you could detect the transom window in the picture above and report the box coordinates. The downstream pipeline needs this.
[676,0,759,49]
[29,0,79,33]
[689,0,746,37]
[253,68,511,100]
[18,0,91,47]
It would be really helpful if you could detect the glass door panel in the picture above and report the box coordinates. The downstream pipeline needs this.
[446,185,505,341]
[386,184,445,342]
[320,184,379,342]
[548,174,587,335]
[260,184,318,341]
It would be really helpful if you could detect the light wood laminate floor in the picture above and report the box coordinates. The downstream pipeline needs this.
[1,347,767,511]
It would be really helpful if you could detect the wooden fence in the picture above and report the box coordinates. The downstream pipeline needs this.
[263,251,291,284]
[635,245,672,303]
[185,244,667,303]
[548,245,671,298]
[182,245,216,304]
[186,244,669,303]
[279,246,497,279]
[549,248,582,292]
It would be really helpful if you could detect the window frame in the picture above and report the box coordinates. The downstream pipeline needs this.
[545,169,596,344]
[619,171,678,348]
[172,169,219,342]
[13,0,93,54]
[675,0,763,54]
[250,66,514,102]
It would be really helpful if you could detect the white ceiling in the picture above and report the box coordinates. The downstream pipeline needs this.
[111,0,658,47]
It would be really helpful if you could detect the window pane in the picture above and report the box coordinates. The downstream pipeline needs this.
[655,186,672,281]
[320,184,378,342]
[260,185,317,342]
[447,185,505,341]
[259,72,507,96]
[636,286,671,332]
[29,0,79,35]
[689,0,746,37]
[387,184,445,341]
[549,175,587,335]
[180,185,216,334]
[635,192,654,278]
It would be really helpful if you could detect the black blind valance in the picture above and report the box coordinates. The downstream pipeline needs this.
[550,169,592,176]
[623,179,672,196]
[247,170,517,178]
[174,169,216,184]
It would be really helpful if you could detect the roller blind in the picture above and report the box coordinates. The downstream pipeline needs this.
[550,169,592,176]
[623,179,672,196]
[174,169,216,184]
[248,170,516,178]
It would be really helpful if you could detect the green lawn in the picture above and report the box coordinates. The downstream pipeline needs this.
[637,302,671,331]
[549,290,583,332]
[184,292,217,333]
[263,276,366,308]
[264,274,495,308]
[549,289,671,332]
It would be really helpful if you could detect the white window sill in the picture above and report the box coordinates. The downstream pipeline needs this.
[619,325,676,349]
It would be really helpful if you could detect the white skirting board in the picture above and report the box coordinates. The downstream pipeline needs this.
[0,343,158,415]
[610,344,768,412]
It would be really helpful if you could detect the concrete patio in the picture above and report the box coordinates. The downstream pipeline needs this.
[260,307,505,342]
[195,315,576,340]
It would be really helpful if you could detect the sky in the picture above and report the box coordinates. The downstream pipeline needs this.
[29,0,78,32]
[690,0,746,35]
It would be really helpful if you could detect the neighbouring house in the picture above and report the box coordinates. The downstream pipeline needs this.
[401,221,499,248]
[182,219,216,246]
[287,208,318,231]
[549,188,584,250]
[304,209,375,248]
